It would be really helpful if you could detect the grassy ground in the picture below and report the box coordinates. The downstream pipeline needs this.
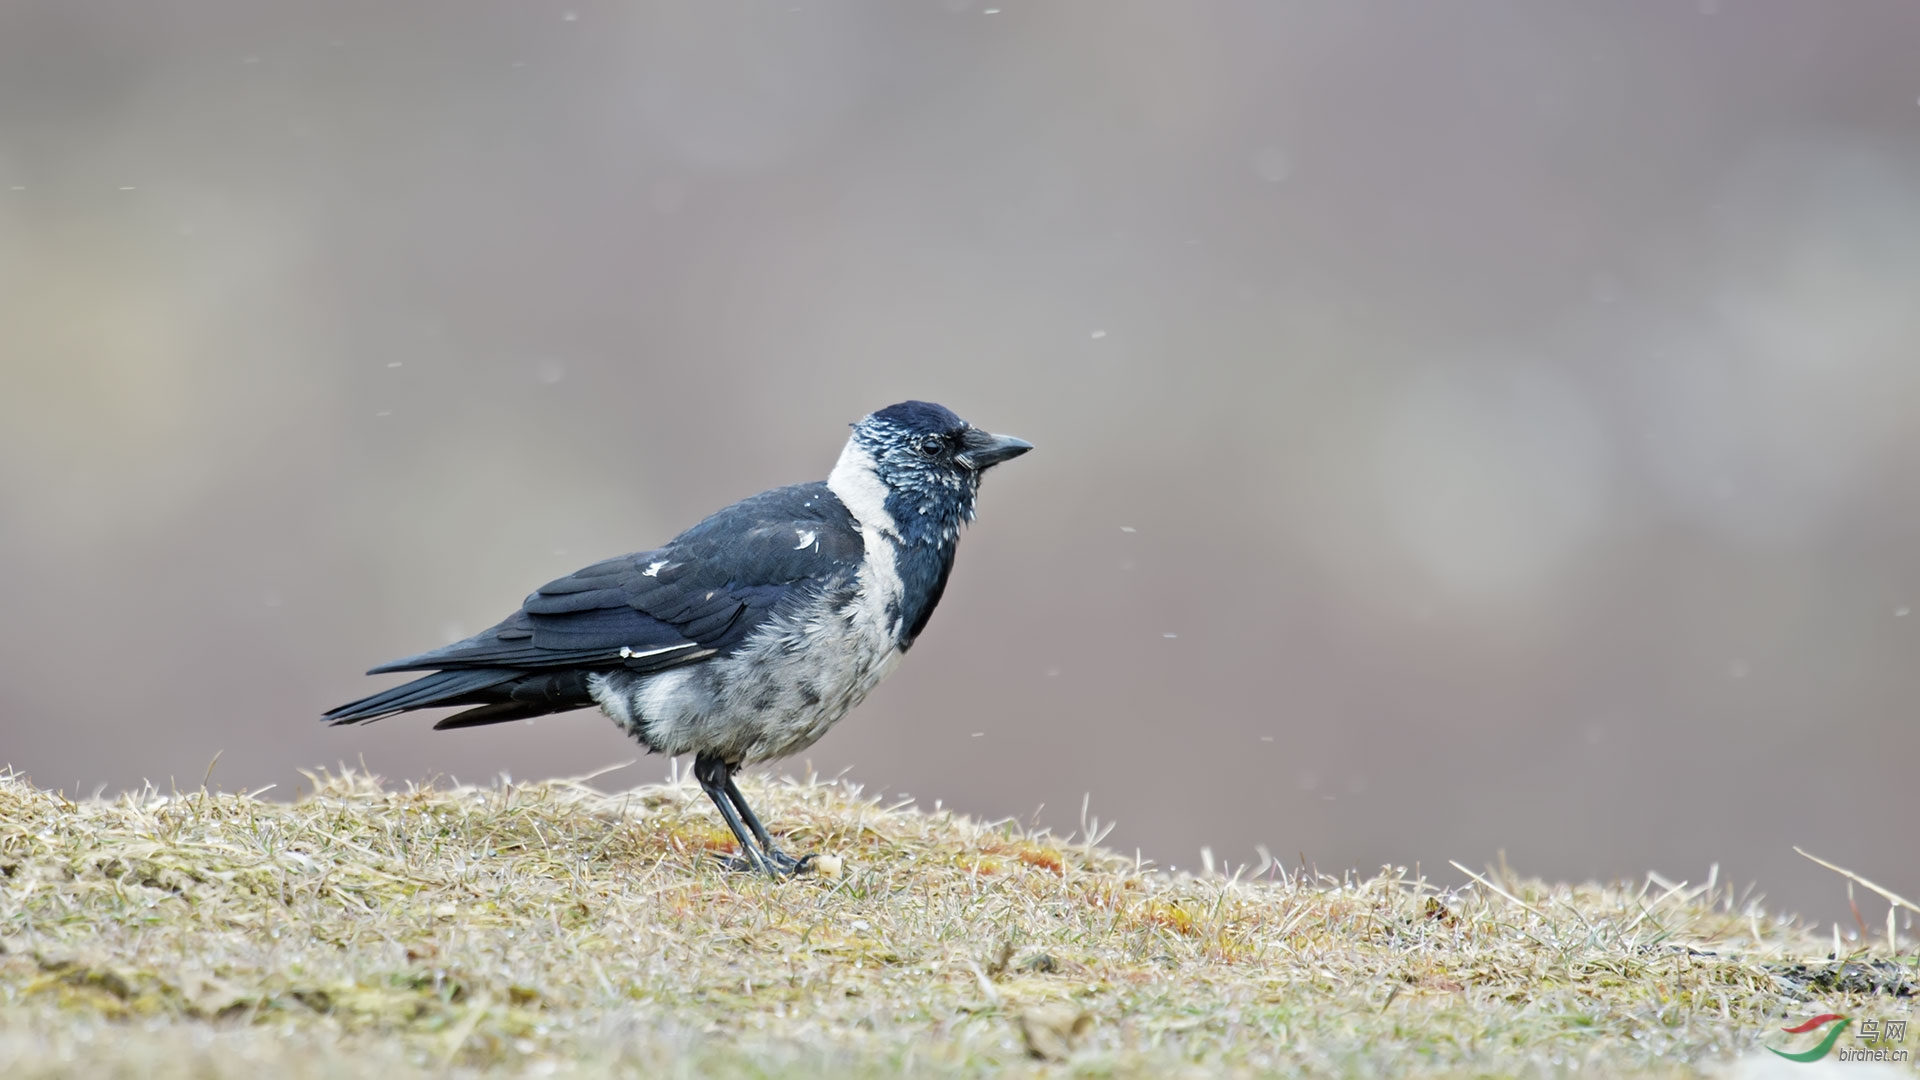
[0,768,1912,1078]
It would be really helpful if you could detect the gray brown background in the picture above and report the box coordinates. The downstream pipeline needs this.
[3,1,1916,924]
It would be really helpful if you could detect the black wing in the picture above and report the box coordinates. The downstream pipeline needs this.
[323,482,864,726]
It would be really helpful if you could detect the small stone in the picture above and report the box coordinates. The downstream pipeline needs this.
[1017,952,1060,974]
[1019,1003,1092,1061]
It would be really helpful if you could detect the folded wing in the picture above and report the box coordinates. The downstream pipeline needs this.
[322,482,864,727]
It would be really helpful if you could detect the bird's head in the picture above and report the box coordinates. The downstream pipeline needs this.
[828,400,1032,548]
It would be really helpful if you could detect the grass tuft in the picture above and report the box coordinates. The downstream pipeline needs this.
[0,767,1912,1077]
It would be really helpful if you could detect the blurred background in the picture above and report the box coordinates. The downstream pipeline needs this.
[2,0,1916,924]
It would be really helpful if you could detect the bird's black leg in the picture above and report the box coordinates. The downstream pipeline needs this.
[723,773,814,875]
[692,754,776,876]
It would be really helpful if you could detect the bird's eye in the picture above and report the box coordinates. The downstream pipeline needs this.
[915,434,947,458]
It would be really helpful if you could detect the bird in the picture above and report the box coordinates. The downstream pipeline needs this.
[323,401,1032,876]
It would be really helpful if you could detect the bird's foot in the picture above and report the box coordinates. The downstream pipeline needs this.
[720,847,816,878]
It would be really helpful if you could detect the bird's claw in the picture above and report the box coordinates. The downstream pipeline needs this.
[720,848,816,878]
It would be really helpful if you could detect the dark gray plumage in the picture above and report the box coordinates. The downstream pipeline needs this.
[323,401,1032,875]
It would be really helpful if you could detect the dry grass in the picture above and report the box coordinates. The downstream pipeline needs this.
[0,767,1912,1078]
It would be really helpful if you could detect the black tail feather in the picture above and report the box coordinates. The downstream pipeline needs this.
[432,702,551,730]
[323,668,521,726]
[323,668,603,728]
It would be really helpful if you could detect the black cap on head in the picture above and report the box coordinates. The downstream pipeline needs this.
[867,400,964,433]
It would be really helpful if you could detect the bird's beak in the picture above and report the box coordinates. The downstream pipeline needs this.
[956,429,1034,471]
